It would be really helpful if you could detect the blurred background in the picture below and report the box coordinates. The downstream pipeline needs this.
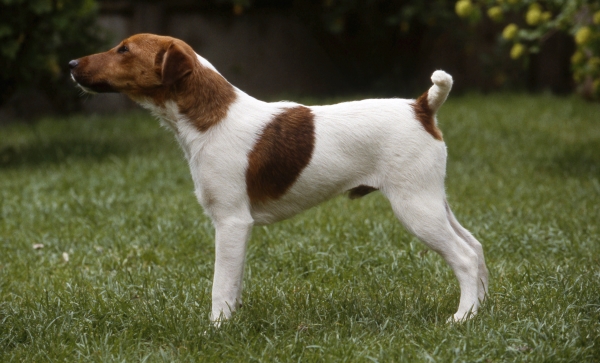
[1,0,597,121]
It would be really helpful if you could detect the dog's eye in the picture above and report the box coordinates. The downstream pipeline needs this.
[117,45,129,54]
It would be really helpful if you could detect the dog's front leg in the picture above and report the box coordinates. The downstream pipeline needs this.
[210,215,253,324]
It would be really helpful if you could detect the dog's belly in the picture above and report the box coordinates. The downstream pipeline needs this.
[251,202,318,225]
[249,156,381,225]
[249,186,342,225]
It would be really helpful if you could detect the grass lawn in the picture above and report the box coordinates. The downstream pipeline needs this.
[0,94,599,362]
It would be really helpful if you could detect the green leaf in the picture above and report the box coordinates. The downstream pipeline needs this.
[0,24,13,38]
[1,40,21,59]
[29,0,53,14]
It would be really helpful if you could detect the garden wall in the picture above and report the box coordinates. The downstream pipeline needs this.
[0,1,574,120]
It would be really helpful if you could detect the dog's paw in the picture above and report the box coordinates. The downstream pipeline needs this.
[447,309,476,323]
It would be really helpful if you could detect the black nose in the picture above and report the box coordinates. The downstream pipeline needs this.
[68,60,79,69]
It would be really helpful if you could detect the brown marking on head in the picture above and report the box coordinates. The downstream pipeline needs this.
[246,106,315,204]
[347,185,378,199]
[70,33,236,132]
[411,90,443,141]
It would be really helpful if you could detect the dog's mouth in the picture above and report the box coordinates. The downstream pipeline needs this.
[71,73,117,94]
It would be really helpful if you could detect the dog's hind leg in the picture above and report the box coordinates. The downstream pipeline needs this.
[384,189,481,321]
[444,200,488,302]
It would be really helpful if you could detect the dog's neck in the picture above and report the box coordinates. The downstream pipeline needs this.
[136,53,239,135]
[139,98,181,132]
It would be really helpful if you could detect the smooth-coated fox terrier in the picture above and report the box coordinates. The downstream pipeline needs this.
[70,33,488,323]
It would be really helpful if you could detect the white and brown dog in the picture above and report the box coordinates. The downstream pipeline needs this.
[70,34,488,323]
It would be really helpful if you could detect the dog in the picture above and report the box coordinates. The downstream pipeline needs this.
[69,33,488,323]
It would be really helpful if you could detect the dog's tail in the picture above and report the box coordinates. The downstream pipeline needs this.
[411,71,453,140]
[427,70,453,114]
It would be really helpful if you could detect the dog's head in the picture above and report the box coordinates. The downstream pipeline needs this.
[69,33,197,99]
[70,34,236,130]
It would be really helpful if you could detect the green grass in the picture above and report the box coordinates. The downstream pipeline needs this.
[1,94,599,362]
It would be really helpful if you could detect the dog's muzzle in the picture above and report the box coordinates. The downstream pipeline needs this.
[69,58,116,94]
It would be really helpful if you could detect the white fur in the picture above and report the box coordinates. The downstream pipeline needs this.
[141,66,488,323]
[196,54,219,73]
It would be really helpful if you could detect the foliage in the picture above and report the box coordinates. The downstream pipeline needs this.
[455,0,600,99]
[1,95,599,360]
[0,0,106,112]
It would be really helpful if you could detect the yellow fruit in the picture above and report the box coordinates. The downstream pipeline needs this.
[510,43,525,59]
[526,8,542,25]
[455,0,473,18]
[593,11,600,25]
[502,24,518,40]
[487,6,503,22]
[571,51,584,65]
[541,11,552,22]
[575,27,592,45]
[528,3,542,11]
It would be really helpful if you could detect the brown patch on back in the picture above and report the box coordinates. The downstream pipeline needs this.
[411,90,443,141]
[246,106,315,204]
[347,185,378,199]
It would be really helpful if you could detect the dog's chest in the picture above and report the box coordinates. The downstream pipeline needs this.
[176,116,263,212]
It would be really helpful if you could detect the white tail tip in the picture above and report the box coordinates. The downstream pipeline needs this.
[428,70,453,113]
[431,70,453,89]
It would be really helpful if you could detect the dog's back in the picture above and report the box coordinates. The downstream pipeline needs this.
[250,72,453,224]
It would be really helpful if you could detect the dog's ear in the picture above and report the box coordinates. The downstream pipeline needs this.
[160,42,194,86]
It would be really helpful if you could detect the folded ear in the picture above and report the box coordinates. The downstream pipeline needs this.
[160,42,194,86]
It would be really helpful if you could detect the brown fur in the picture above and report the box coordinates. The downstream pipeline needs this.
[70,34,236,132]
[411,90,443,141]
[246,106,315,204]
[173,51,237,132]
[347,185,378,199]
